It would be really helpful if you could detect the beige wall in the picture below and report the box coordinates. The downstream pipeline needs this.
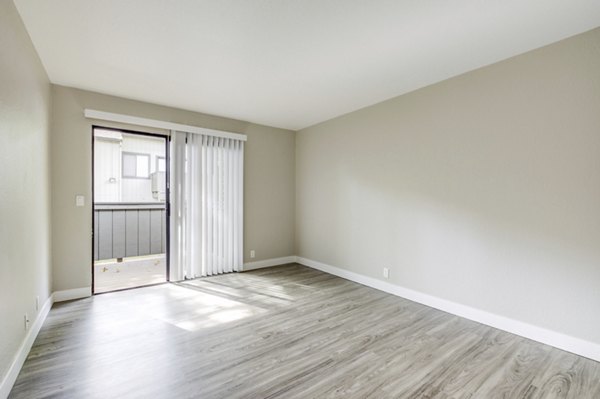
[0,0,52,386]
[296,28,600,344]
[51,85,295,291]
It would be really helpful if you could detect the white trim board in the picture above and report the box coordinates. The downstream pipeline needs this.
[84,109,247,141]
[296,256,600,363]
[242,256,297,271]
[0,295,53,399]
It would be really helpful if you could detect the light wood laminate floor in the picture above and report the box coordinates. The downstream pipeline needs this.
[10,264,600,398]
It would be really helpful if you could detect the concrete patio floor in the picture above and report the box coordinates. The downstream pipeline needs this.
[94,254,166,293]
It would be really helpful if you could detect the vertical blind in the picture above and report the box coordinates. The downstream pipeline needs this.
[170,131,244,280]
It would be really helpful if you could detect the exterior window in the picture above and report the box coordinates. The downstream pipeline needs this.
[122,152,150,178]
[156,156,166,172]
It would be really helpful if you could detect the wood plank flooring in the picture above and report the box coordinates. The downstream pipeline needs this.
[9,264,600,398]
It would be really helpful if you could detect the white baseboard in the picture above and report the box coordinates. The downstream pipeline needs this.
[242,256,297,271]
[1,286,93,398]
[296,256,600,363]
[53,287,91,302]
[0,294,53,399]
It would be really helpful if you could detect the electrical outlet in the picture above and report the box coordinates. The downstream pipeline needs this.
[75,195,85,207]
[24,314,30,330]
[383,267,390,279]
[250,250,256,259]
[36,296,39,311]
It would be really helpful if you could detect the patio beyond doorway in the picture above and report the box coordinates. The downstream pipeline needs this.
[93,127,169,294]
[94,254,166,293]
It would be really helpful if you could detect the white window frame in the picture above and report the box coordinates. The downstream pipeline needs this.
[122,151,151,179]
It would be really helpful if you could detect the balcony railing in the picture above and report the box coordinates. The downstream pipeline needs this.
[94,202,166,261]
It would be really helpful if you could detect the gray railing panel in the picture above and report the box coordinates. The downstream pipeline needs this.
[138,210,151,256]
[150,210,162,254]
[98,211,113,260]
[161,210,166,253]
[94,203,165,261]
[112,211,126,259]
[125,211,138,257]
[94,211,99,261]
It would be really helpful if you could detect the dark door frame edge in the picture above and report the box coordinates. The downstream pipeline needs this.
[91,125,171,295]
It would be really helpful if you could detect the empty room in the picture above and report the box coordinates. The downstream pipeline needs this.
[2,0,600,398]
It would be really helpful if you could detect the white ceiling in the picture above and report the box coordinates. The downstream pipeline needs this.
[14,1,600,130]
